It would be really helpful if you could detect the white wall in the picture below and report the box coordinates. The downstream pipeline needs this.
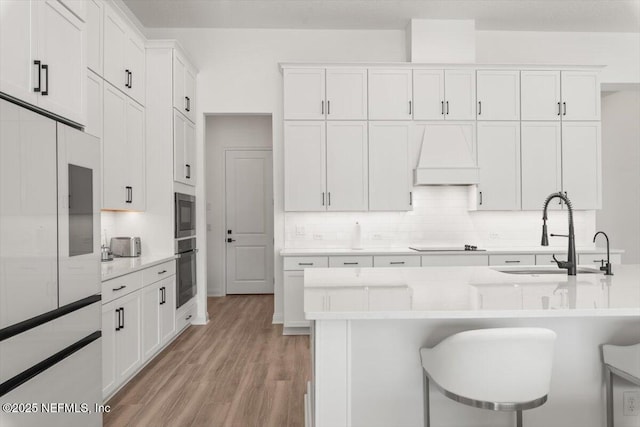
[205,115,273,296]
[598,90,640,264]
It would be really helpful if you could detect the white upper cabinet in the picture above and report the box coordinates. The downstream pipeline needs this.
[368,122,412,211]
[521,122,562,211]
[284,122,326,211]
[283,69,326,120]
[85,70,103,139]
[325,69,368,120]
[477,122,521,210]
[85,0,103,75]
[104,4,145,105]
[174,110,196,186]
[562,122,601,210]
[443,69,476,120]
[521,71,561,121]
[368,69,413,120]
[560,71,601,121]
[413,69,445,120]
[173,48,196,123]
[0,0,85,125]
[326,122,368,211]
[476,70,520,121]
[57,0,86,21]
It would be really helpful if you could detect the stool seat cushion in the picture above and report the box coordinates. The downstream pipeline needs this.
[420,328,556,405]
[603,343,640,381]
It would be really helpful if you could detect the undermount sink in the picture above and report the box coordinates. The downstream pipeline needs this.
[493,267,602,275]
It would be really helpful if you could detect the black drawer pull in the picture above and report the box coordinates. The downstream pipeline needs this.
[185,314,192,321]
[112,285,127,291]
[343,262,359,265]
[390,261,405,265]
[298,262,313,266]
[157,270,167,275]
[504,260,521,264]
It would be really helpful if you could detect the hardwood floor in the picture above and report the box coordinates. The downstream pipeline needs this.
[104,295,310,427]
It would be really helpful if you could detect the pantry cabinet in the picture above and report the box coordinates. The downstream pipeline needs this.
[368,122,412,211]
[521,122,562,211]
[562,122,602,210]
[174,110,197,186]
[173,49,196,123]
[368,69,413,120]
[103,82,145,211]
[477,122,521,210]
[476,70,520,121]
[0,0,85,124]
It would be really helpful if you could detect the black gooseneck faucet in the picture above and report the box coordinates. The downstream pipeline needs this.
[593,231,614,275]
[541,192,577,275]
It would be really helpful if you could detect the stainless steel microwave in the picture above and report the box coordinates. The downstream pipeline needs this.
[175,193,196,238]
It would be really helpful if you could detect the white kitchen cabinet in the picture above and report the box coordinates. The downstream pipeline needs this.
[373,255,421,268]
[160,277,176,344]
[562,122,601,210]
[443,69,476,120]
[328,256,373,268]
[0,0,85,125]
[325,68,368,120]
[103,82,145,211]
[521,122,562,210]
[578,253,622,267]
[85,70,103,139]
[413,69,445,120]
[368,69,413,120]
[85,0,103,75]
[284,68,325,120]
[173,48,196,123]
[284,271,309,328]
[476,70,520,121]
[561,71,601,121]
[142,277,175,360]
[104,3,145,105]
[284,121,326,211]
[283,256,329,270]
[326,121,368,211]
[421,255,489,267]
[368,122,412,211]
[102,290,142,398]
[489,254,536,266]
[521,71,561,121]
[174,110,196,186]
[477,122,521,210]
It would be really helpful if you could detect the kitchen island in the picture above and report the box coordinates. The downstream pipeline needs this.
[304,265,640,427]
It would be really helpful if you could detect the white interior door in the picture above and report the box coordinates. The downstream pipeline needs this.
[225,150,274,294]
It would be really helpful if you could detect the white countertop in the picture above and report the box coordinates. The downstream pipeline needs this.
[304,264,640,320]
[281,246,623,256]
[101,254,177,281]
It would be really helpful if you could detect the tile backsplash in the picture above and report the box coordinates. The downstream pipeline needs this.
[284,187,597,249]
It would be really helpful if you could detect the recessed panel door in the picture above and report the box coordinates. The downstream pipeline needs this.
[562,122,601,210]
[225,150,274,294]
[521,122,562,210]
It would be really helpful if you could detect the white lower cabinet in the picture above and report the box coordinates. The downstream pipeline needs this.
[284,271,308,328]
[578,253,622,267]
[142,276,176,360]
[489,254,536,266]
[421,255,489,267]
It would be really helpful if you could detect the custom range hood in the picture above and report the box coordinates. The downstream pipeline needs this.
[413,122,479,185]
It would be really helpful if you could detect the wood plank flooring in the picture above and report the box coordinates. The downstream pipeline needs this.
[104,295,310,427]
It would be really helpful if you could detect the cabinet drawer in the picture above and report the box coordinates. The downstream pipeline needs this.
[374,255,421,268]
[421,255,488,267]
[283,256,329,271]
[329,256,373,268]
[578,253,622,267]
[535,254,567,265]
[175,301,195,332]
[102,271,143,304]
[489,254,536,266]
[142,260,176,287]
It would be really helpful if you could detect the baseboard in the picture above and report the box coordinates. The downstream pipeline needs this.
[272,312,283,324]
[283,326,310,336]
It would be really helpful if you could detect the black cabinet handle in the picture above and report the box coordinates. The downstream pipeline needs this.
[33,60,41,92]
[321,100,324,115]
[343,262,359,265]
[505,260,521,264]
[327,192,331,206]
[322,192,325,206]
[409,192,413,206]
[227,238,236,243]
[563,102,567,116]
[478,101,482,115]
[41,64,49,96]
[186,164,191,179]
[441,100,444,115]
[160,287,165,305]
[186,314,192,321]
[121,307,125,329]
[115,308,121,331]
[129,71,133,89]
[125,186,132,203]
[158,270,167,275]
[327,100,330,115]
[446,101,449,115]
[112,285,126,291]
[557,102,561,116]
[298,262,313,266]
[409,100,412,115]
[125,69,130,88]
[479,191,483,205]
[185,96,191,112]
[390,261,405,265]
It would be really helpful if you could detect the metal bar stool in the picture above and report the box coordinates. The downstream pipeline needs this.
[420,328,557,427]
[602,343,640,427]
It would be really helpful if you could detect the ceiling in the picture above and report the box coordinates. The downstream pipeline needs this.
[122,0,640,32]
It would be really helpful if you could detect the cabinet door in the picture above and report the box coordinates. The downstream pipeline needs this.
[368,69,413,120]
[103,5,127,92]
[173,111,186,184]
[325,68,367,120]
[160,278,176,344]
[561,71,600,121]
[85,70,103,139]
[36,0,86,125]
[283,69,325,120]
[0,0,38,106]
[326,122,368,211]
[521,122,562,210]
[283,271,309,328]
[102,82,128,209]
[185,119,196,185]
[368,122,411,211]
[125,98,145,211]
[141,282,161,361]
[477,122,521,210]
[125,31,145,105]
[184,65,196,123]
[562,122,601,210]
[444,69,475,120]
[476,70,520,121]
[413,69,445,120]
[101,301,118,398]
[284,121,326,211]
[173,50,186,113]
[116,290,142,382]
[85,0,103,75]
[521,71,561,121]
